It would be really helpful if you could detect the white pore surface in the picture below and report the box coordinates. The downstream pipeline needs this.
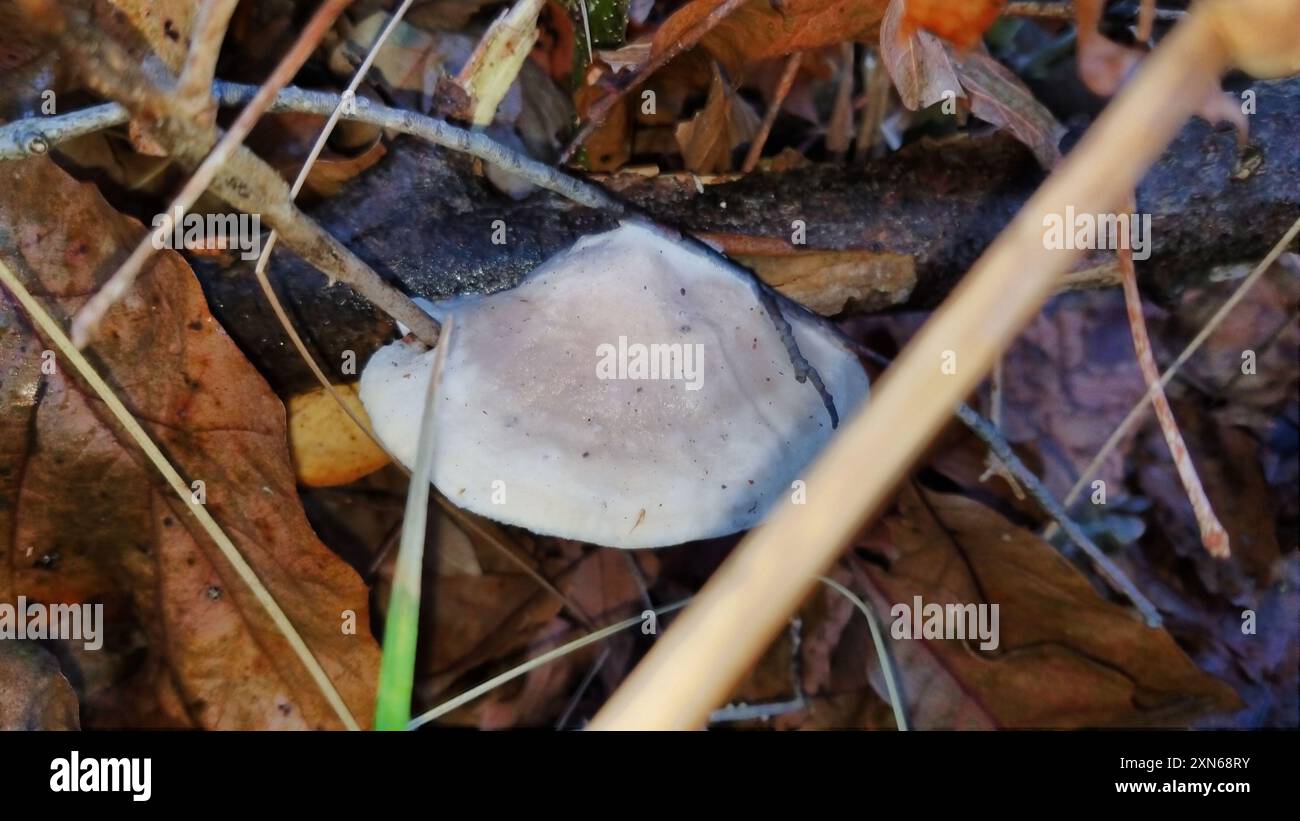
[360,222,869,548]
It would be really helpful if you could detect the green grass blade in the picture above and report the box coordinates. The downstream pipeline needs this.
[375,319,453,730]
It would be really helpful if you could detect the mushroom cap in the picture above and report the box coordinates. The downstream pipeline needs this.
[360,221,869,548]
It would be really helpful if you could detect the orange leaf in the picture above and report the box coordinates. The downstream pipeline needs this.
[904,0,1005,49]
[652,0,889,74]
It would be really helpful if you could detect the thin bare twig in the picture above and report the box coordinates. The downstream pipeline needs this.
[214,82,618,209]
[176,0,241,111]
[0,83,620,210]
[1115,196,1228,557]
[827,43,856,160]
[0,102,128,158]
[1058,217,1300,514]
[742,52,802,173]
[555,647,611,729]
[854,48,892,162]
[978,356,1025,499]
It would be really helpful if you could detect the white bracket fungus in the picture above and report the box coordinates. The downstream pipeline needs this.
[360,221,869,548]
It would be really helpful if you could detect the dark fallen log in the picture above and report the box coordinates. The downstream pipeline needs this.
[195,78,1300,396]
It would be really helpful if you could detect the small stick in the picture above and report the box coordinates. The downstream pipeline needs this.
[215,82,619,210]
[1002,1,1075,20]
[854,48,891,162]
[978,356,1025,499]
[1057,217,1300,514]
[742,52,802,173]
[1136,0,1157,41]
[588,5,1231,730]
[1115,195,1228,557]
[176,0,241,111]
[0,84,620,210]
[826,43,856,160]
[0,102,127,158]
[559,0,750,164]
[69,0,353,350]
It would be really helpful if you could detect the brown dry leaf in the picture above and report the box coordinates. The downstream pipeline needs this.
[1000,290,1149,500]
[675,63,760,172]
[301,139,389,199]
[880,0,961,110]
[0,641,80,730]
[0,157,380,729]
[652,0,889,76]
[1163,271,1300,415]
[576,84,632,171]
[735,248,916,314]
[954,48,1063,168]
[852,484,1241,728]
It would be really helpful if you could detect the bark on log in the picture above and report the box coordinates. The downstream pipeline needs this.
[195,78,1300,396]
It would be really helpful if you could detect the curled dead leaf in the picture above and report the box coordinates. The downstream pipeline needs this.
[880,0,962,111]
[674,63,760,172]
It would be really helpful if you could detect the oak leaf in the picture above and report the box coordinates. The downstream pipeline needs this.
[0,157,380,729]
[849,485,1241,728]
